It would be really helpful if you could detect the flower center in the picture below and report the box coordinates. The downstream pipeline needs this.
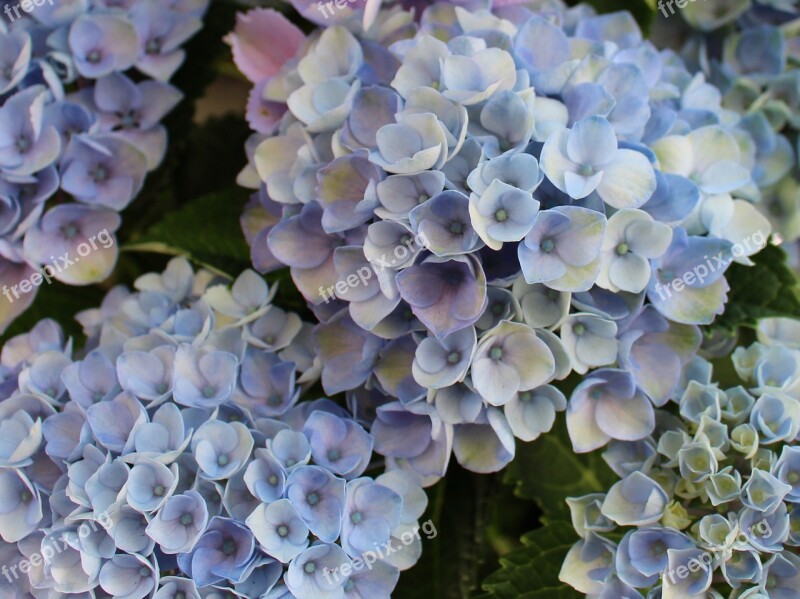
[304,562,316,574]
[615,243,629,256]
[180,513,193,526]
[489,346,503,360]
[327,448,340,461]
[494,208,508,222]
[16,136,31,153]
[222,540,236,556]
[153,485,165,497]
[217,454,229,467]
[268,474,278,486]
[61,224,80,239]
[307,492,320,506]
[146,38,162,55]
[87,50,102,64]
[449,222,464,235]
[447,351,461,364]
[573,323,586,336]
[277,525,289,537]
[540,238,555,253]
[350,511,363,524]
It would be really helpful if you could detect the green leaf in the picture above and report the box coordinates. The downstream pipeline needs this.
[502,417,616,518]
[712,243,800,332]
[393,465,497,599]
[476,521,581,599]
[125,189,252,276]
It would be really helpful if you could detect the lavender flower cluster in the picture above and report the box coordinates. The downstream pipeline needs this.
[0,0,208,329]
[0,257,428,599]
[676,0,800,247]
[560,317,800,598]
[234,0,778,478]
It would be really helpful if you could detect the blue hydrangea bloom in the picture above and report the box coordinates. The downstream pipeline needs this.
[0,258,435,598]
[0,0,208,331]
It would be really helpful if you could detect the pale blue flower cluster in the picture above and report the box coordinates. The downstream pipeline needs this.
[237,0,776,477]
[0,0,208,329]
[0,257,428,599]
[675,0,800,256]
[560,317,800,598]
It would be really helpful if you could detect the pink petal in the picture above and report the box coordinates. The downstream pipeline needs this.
[225,9,305,84]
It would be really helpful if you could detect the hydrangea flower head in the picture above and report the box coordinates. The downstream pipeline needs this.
[561,326,800,598]
[0,257,431,598]
[234,0,777,479]
[0,0,209,331]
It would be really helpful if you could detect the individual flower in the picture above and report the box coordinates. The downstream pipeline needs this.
[303,411,373,479]
[178,516,255,587]
[0,86,61,176]
[567,369,655,453]
[126,458,178,512]
[23,204,122,285]
[409,190,481,257]
[471,321,556,406]
[191,419,254,480]
[173,344,239,409]
[596,209,673,294]
[540,116,656,208]
[340,478,402,558]
[285,465,346,543]
[369,112,450,175]
[99,554,157,599]
[60,135,148,210]
[68,14,139,78]
[285,542,351,598]
[647,228,733,325]
[0,469,41,542]
[518,206,607,292]
[469,180,540,250]
[396,255,486,339]
[601,471,668,526]
[246,498,309,563]
[412,326,475,389]
[145,490,209,554]
[560,313,618,375]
